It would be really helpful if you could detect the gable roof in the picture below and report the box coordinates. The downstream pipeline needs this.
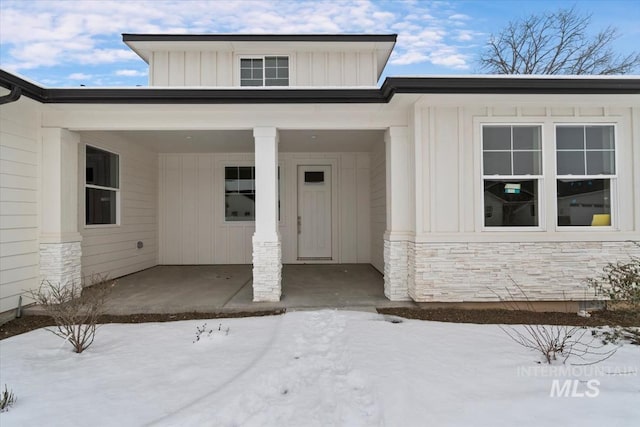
[123,33,398,81]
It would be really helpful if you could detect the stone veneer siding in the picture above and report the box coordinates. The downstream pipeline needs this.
[383,239,411,301]
[408,241,639,302]
[252,238,282,302]
[39,242,82,288]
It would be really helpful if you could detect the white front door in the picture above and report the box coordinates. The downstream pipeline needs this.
[297,165,332,259]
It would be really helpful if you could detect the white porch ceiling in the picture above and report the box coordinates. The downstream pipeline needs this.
[109,129,384,153]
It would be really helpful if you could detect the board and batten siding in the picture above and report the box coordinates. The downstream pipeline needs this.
[150,50,377,87]
[78,132,158,281]
[0,97,41,313]
[159,152,372,264]
[418,105,639,236]
[369,139,386,272]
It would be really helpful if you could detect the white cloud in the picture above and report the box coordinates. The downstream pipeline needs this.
[390,51,429,65]
[430,53,469,69]
[115,69,147,77]
[0,0,481,81]
[75,48,139,64]
[68,72,92,80]
[449,13,471,21]
[456,29,484,42]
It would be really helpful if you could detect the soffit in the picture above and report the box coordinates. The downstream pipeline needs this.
[106,129,384,153]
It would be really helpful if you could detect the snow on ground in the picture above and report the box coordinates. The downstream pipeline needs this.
[0,310,638,426]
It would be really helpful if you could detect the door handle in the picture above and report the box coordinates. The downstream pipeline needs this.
[297,216,301,235]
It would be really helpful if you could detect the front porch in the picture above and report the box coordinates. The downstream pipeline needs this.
[97,264,414,315]
[33,119,415,314]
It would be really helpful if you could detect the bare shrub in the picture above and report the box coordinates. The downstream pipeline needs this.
[492,280,617,365]
[587,247,640,311]
[587,244,640,345]
[29,275,114,353]
[193,322,230,343]
[0,385,17,412]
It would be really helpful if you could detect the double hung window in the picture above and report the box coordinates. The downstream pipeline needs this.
[85,145,119,225]
[482,125,542,227]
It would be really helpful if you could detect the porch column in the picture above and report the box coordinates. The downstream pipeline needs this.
[252,127,282,302]
[384,126,413,301]
[39,128,82,289]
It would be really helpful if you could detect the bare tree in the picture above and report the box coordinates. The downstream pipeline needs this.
[479,7,640,75]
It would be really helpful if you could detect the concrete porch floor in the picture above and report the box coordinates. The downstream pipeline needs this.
[96,264,416,315]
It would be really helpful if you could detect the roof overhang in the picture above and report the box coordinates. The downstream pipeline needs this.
[1,69,638,105]
[123,33,397,81]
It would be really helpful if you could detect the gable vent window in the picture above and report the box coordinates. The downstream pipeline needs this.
[240,56,289,87]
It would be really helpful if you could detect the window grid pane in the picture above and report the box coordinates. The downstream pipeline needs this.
[556,125,616,177]
[557,151,586,175]
[240,58,264,87]
[482,125,542,176]
[264,56,289,86]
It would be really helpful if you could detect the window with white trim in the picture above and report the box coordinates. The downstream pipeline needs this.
[85,145,119,225]
[556,125,615,227]
[240,56,289,86]
[225,166,281,221]
[482,125,542,227]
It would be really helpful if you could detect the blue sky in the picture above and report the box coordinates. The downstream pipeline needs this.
[1,0,638,87]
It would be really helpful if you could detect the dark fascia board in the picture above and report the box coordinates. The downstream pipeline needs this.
[0,69,47,100]
[382,77,640,96]
[122,33,398,43]
[44,87,385,104]
[1,69,638,105]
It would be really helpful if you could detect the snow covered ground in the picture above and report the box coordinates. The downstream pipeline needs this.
[1,310,638,426]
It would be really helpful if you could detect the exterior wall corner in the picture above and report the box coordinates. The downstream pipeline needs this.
[39,241,82,289]
[383,235,413,301]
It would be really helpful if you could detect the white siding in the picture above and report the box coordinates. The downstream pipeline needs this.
[78,132,158,280]
[417,104,639,238]
[370,139,386,272]
[343,53,358,86]
[150,49,377,87]
[200,52,217,85]
[184,51,201,85]
[432,107,460,232]
[0,98,41,313]
[151,51,169,86]
[168,52,185,86]
[159,152,372,264]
